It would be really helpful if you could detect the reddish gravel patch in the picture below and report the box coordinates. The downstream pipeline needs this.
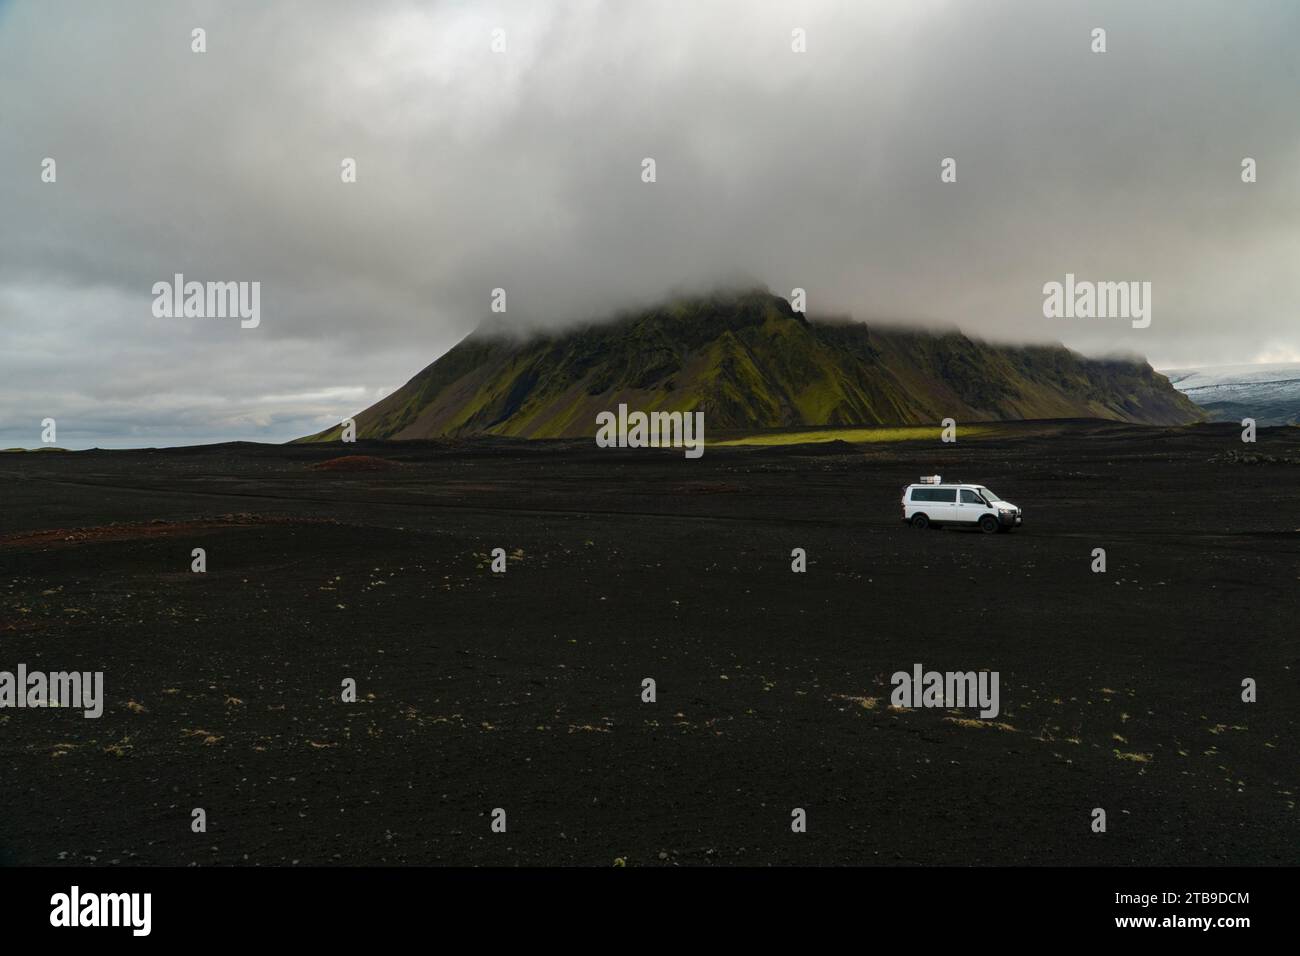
[0,514,339,550]
[0,618,45,632]
[310,455,401,472]
[671,481,747,494]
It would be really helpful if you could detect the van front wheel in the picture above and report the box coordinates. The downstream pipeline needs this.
[911,514,930,530]
[978,515,999,534]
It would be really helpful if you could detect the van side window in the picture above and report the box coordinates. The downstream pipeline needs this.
[912,488,955,503]
[960,489,983,504]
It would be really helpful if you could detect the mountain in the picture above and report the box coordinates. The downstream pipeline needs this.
[300,291,1202,441]
[1162,363,1300,426]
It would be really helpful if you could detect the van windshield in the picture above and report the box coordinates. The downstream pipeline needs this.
[976,486,1002,503]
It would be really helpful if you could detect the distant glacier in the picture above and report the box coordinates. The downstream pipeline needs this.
[1162,363,1300,425]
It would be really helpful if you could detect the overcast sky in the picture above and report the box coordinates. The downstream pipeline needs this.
[2,0,1298,448]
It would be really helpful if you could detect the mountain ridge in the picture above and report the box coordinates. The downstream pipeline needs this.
[300,291,1202,441]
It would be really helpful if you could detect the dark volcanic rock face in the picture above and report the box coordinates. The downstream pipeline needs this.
[301,291,1203,442]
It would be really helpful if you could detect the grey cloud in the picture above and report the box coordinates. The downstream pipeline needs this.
[1,0,1297,446]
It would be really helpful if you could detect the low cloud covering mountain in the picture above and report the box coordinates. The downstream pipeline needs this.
[302,291,1201,441]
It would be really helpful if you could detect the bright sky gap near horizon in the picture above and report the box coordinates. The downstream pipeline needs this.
[1,0,1298,449]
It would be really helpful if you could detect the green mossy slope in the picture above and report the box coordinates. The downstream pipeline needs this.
[297,291,1202,442]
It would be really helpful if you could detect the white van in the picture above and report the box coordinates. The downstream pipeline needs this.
[901,475,1022,533]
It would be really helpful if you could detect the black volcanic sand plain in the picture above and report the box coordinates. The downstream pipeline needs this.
[1,420,1296,866]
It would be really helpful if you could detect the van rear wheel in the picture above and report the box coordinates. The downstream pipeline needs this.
[978,514,999,534]
[911,514,930,530]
